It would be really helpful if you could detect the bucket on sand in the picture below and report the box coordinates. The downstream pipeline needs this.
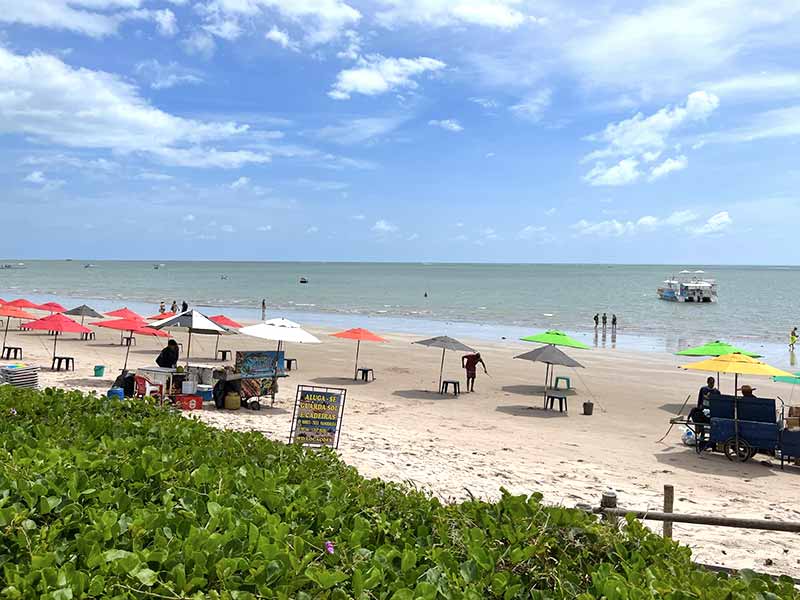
[583,401,594,416]
[94,365,105,377]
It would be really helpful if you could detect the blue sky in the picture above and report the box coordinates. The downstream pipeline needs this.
[2,1,800,263]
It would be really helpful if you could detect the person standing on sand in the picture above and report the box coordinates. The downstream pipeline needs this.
[593,313,599,328]
[261,299,267,321]
[170,300,178,313]
[611,314,617,331]
[159,301,165,314]
[601,313,607,330]
[461,352,487,393]
[790,327,797,351]
[181,300,188,312]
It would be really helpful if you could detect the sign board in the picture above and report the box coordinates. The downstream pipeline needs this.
[235,350,284,379]
[289,385,346,449]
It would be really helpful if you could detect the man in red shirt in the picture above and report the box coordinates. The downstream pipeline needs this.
[461,352,487,392]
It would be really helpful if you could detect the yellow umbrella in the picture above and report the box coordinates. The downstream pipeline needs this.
[680,353,792,395]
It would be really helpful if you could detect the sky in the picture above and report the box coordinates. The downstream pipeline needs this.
[1,0,800,263]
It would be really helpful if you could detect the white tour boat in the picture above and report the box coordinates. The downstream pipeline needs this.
[657,270,718,303]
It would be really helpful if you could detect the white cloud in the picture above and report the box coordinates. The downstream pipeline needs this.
[479,226,498,240]
[469,97,499,109]
[509,89,551,122]
[485,152,495,158]
[428,119,463,132]
[705,72,800,101]
[315,116,406,145]
[376,0,534,29]
[182,31,216,58]
[138,171,173,181]
[544,207,556,216]
[265,26,299,51]
[182,213,195,222]
[583,91,718,185]
[649,155,688,181]
[407,233,420,241]
[336,29,362,60]
[707,105,800,143]
[584,158,641,187]
[566,1,800,93]
[230,176,250,189]
[22,153,118,171]
[372,219,398,233]
[295,178,349,191]
[517,225,545,239]
[306,225,319,234]
[329,55,445,100]
[692,211,732,236]
[572,210,702,237]
[0,0,177,38]
[257,224,272,231]
[351,214,365,220]
[135,59,202,90]
[24,171,46,184]
[199,0,361,46]
[0,47,269,168]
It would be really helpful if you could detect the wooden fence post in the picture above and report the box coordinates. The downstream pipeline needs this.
[663,484,674,539]
[601,490,618,527]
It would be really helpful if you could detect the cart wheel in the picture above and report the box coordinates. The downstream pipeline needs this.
[724,438,752,462]
[248,399,261,411]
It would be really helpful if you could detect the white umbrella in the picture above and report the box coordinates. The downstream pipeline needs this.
[149,309,226,364]
[239,318,321,345]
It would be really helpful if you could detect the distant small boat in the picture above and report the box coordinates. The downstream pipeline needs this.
[84,264,96,269]
[1,263,25,269]
[299,277,309,284]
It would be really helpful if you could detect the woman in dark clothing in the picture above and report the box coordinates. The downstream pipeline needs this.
[156,339,180,368]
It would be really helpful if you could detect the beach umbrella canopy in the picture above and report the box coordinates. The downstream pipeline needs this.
[681,353,792,396]
[331,328,388,379]
[106,307,145,321]
[23,313,92,359]
[773,372,800,385]
[520,330,590,350]
[210,314,243,329]
[64,304,104,319]
[5,299,43,310]
[149,310,227,363]
[148,311,176,320]
[239,318,321,345]
[676,340,761,358]
[515,344,584,398]
[0,298,5,305]
[0,305,37,349]
[413,336,475,392]
[38,302,66,313]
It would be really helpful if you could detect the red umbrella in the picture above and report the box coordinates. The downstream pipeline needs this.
[5,299,43,310]
[23,313,91,358]
[39,302,66,313]
[330,328,388,379]
[148,311,176,320]
[0,298,6,304]
[106,307,145,321]
[209,315,243,329]
[94,318,171,370]
[0,305,37,350]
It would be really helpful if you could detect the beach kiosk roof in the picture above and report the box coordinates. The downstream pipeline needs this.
[38,302,66,313]
[209,314,243,329]
[149,310,227,364]
[676,340,761,358]
[520,330,590,350]
[5,299,43,310]
[0,305,38,350]
[413,336,475,393]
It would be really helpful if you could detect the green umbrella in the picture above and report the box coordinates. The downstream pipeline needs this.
[773,372,800,384]
[676,340,761,358]
[520,330,590,350]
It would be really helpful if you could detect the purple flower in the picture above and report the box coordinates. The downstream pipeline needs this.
[324,541,335,555]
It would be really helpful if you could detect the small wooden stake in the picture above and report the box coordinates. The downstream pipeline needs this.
[601,490,618,527]
[663,484,674,539]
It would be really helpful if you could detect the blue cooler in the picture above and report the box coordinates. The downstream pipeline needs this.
[196,384,213,402]
[107,387,124,400]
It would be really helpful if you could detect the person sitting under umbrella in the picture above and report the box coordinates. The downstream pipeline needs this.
[156,339,180,368]
[461,352,487,393]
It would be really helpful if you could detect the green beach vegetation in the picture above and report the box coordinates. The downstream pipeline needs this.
[0,387,796,599]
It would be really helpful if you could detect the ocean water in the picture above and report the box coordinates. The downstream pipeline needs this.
[0,261,798,360]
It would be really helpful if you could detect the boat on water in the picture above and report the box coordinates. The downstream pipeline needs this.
[299,277,309,284]
[0,263,26,269]
[84,263,97,269]
[658,270,717,303]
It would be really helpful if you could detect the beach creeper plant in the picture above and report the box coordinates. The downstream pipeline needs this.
[0,386,797,599]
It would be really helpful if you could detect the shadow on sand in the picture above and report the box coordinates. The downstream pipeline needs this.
[495,405,569,419]
[60,377,115,388]
[654,448,777,479]
[659,402,691,415]
[502,384,577,397]
[392,389,457,401]
[309,376,370,387]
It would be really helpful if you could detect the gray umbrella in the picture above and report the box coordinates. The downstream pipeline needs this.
[514,344,584,398]
[413,336,476,392]
[63,304,104,326]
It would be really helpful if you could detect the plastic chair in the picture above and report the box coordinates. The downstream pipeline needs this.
[134,375,163,399]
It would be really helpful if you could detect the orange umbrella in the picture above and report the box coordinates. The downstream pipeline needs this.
[106,307,144,321]
[39,302,66,313]
[23,313,92,358]
[0,305,37,350]
[330,328,387,379]
[148,311,176,320]
[209,315,243,329]
[5,299,43,310]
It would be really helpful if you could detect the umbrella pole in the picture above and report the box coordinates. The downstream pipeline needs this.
[734,372,740,461]
[2,318,9,349]
[123,341,131,371]
[186,331,193,365]
[354,340,360,380]
[214,334,220,357]
[543,363,550,402]
[53,332,58,359]
[438,347,446,393]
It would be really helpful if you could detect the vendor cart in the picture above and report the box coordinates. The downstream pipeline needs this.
[672,394,800,467]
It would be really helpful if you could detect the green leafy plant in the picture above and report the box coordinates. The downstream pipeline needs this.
[0,387,796,599]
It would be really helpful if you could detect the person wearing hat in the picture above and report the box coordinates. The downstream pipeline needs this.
[740,384,756,398]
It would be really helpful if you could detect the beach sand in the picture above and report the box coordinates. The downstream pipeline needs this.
[8,320,799,578]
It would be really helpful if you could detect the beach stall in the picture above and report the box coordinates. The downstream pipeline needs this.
[674,353,800,465]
